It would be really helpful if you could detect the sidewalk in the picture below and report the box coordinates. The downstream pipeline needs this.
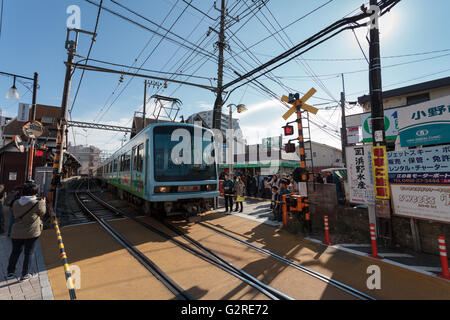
[0,208,53,300]
[218,198,450,281]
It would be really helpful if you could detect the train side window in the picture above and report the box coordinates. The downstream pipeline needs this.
[132,146,137,171]
[137,144,144,172]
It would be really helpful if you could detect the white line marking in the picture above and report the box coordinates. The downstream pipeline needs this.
[340,244,372,247]
[413,266,449,272]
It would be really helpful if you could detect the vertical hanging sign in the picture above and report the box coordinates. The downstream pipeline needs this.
[371,146,390,199]
[17,103,30,122]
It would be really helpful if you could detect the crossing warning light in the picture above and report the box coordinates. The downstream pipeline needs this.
[285,143,296,153]
[283,125,294,136]
[35,149,44,157]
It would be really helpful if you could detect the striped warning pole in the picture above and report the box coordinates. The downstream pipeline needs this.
[48,205,77,300]
[369,224,382,259]
[437,236,450,280]
[324,216,330,245]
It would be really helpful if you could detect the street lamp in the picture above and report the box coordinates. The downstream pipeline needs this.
[5,76,20,100]
[1,71,39,181]
[225,103,247,178]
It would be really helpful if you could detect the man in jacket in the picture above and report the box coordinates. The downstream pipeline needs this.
[7,183,46,282]
[222,173,234,213]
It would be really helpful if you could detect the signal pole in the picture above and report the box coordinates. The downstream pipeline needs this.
[212,0,226,130]
[340,73,347,168]
[143,80,147,129]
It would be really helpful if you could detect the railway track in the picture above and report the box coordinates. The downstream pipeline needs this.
[73,178,374,300]
[83,187,293,300]
[74,190,192,300]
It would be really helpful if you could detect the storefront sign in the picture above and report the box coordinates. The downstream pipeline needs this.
[391,184,450,223]
[361,109,399,142]
[346,145,375,204]
[347,126,360,144]
[17,103,30,122]
[398,95,450,147]
[371,146,390,199]
[262,136,281,149]
[387,145,450,184]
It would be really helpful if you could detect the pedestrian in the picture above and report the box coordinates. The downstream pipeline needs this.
[0,184,4,234]
[270,186,279,220]
[5,184,25,237]
[326,172,333,184]
[234,176,245,213]
[7,183,47,281]
[222,173,234,213]
[275,180,292,222]
[315,173,324,183]
[263,177,271,199]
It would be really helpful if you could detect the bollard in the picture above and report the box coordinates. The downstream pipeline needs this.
[324,216,330,245]
[369,224,382,259]
[282,195,287,227]
[437,236,450,280]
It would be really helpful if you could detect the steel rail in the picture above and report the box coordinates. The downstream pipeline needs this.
[73,191,192,300]
[198,222,376,300]
[86,190,293,300]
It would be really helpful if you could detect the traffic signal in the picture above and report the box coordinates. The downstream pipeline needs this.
[285,143,296,153]
[35,149,44,157]
[283,125,294,136]
[288,93,300,103]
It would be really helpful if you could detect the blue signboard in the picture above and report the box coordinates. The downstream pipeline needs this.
[387,145,450,184]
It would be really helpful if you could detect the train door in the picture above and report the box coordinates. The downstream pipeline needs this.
[144,139,149,197]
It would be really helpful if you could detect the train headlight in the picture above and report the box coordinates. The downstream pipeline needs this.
[206,184,217,191]
[154,186,170,193]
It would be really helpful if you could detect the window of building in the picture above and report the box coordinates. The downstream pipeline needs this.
[41,117,54,124]
[406,93,429,106]
[313,152,317,157]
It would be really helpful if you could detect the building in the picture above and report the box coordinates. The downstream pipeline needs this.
[345,76,450,150]
[186,110,241,133]
[67,144,101,175]
[218,137,342,177]
[0,104,80,191]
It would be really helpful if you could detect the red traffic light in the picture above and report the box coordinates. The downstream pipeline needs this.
[283,125,294,136]
[35,149,44,157]
[285,143,296,153]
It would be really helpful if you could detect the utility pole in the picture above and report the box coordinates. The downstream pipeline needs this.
[368,0,392,243]
[49,28,95,206]
[212,0,226,130]
[143,80,147,130]
[340,73,347,168]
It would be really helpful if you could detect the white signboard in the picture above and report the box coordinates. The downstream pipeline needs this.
[347,126,360,144]
[17,103,30,122]
[345,145,375,205]
[9,172,17,181]
[391,184,450,223]
[361,108,399,142]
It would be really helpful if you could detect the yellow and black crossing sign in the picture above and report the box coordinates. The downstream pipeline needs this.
[281,88,319,119]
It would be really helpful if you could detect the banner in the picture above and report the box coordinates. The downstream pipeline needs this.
[361,109,399,142]
[17,103,30,122]
[345,145,375,205]
[398,95,450,147]
[391,184,450,223]
[371,146,390,199]
[387,145,450,184]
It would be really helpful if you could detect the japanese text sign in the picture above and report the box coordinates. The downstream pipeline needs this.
[371,146,390,199]
[398,95,450,147]
[346,145,375,205]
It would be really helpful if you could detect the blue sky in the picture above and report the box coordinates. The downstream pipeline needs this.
[1,0,450,152]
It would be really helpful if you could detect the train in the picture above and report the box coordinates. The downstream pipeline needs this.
[95,122,219,218]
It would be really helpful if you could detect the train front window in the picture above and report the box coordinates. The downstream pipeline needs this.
[153,126,216,182]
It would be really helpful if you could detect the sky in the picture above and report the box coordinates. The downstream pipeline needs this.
[1,0,450,154]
